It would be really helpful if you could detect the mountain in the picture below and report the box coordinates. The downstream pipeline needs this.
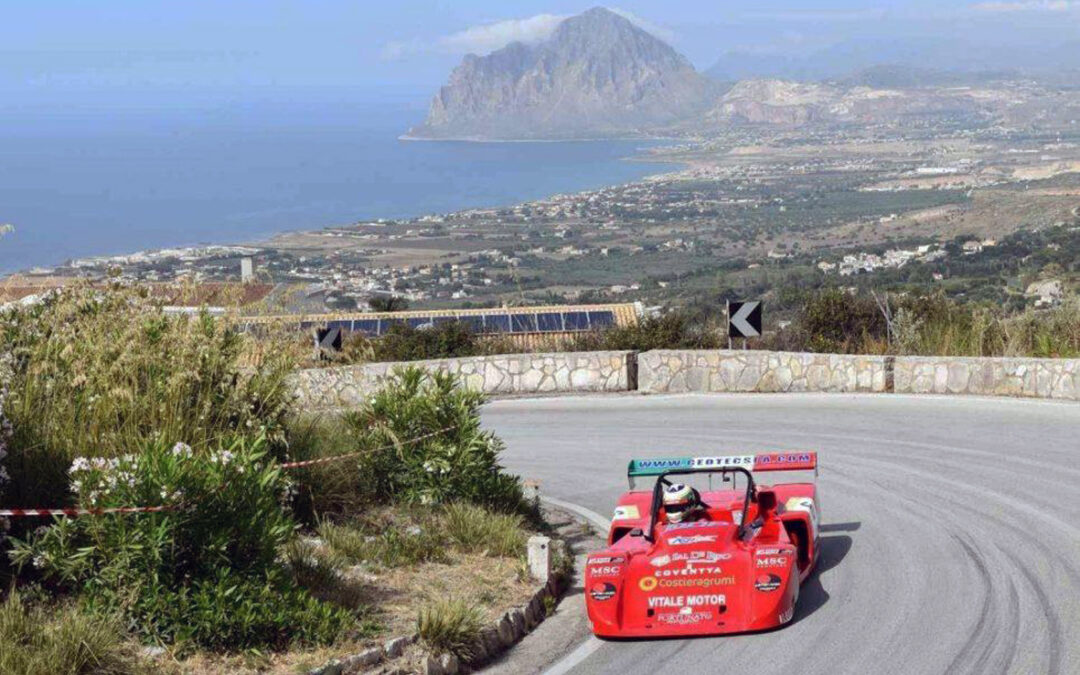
[706,37,1080,85]
[406,7,714,140]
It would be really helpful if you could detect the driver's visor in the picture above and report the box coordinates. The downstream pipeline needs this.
[665,502,692,514]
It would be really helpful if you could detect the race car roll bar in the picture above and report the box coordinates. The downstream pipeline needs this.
[644,466,757,543]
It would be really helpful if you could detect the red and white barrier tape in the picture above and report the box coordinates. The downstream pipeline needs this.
[0,426,455,517]
[280,425,454,469]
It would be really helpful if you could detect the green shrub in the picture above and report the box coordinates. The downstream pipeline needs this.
[416,597,484,661]
[441,503,526,558]
[568,312,723,352]
[341,367,525,511]
[0,592,140,675]
[129,569,352,652]
[341,320,518,364]
[0,285,296,511]
[8,436,350,651]
[772,289,1080,357]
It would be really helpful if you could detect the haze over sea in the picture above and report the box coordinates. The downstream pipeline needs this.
[0,88,667,275]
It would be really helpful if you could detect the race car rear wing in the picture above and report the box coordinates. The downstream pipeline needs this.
[627,452,817,488]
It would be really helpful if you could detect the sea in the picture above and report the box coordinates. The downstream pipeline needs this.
[0,87,670,274]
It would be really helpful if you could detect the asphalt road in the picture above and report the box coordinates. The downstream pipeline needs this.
[482,393,1080,675]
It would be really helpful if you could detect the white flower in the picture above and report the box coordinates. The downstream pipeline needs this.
[171,442,193,458]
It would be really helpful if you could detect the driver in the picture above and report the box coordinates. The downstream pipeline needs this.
[663,483,708,524]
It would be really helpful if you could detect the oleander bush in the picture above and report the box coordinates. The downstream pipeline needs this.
[341,367,525,511]
[7,436,352,651]
[0,284,534,660]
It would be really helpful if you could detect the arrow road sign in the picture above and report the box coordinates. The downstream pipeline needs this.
[315,326,344,352]
[728,301,762,338]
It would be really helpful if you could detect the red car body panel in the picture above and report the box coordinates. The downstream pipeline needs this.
[585,453,820,638]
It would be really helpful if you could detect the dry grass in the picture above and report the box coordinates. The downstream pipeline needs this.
[0,593,151,675]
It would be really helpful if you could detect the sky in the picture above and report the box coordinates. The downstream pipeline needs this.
[2,0,1079,98]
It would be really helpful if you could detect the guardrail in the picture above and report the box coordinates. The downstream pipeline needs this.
[292,350,1080,408]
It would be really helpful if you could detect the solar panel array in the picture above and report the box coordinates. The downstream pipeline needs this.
[298,309,617,337]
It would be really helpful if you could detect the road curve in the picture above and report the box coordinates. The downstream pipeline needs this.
[482,393,1080,675]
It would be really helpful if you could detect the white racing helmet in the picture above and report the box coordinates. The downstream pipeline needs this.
[663,483,698,523]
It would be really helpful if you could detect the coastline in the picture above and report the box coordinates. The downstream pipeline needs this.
[5,138,685,277]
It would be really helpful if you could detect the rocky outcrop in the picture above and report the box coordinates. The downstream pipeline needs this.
[637,350,888,394]
[292,351,632,409]
[408,7,713,140]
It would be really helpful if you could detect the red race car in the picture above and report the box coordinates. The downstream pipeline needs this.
[585,452,820,638]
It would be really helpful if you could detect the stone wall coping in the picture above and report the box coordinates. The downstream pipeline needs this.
[641,348,888,359]
[894,355,1080,365]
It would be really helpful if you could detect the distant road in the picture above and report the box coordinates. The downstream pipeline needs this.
[483,393,1080,675]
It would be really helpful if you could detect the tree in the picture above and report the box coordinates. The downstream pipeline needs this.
[368,296,409,312]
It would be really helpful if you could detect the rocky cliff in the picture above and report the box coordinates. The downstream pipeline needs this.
[407,7,713,140]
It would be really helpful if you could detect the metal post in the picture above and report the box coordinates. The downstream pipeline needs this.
[726,300,732,350]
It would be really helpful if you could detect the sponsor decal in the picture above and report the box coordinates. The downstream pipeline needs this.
[731,510,743,525]
[756,556,789,568]
[655,565,724,578]
[659,576,736,589]
[590,582,617,602]
[691,455,755,470]
[650,551,731,567]
[639,576,659,592]
[785,497,819,539]
[588,555,625,565]
[635,458,692,471]
[664,521,714,531]
[612,505,640,521]
[589,565,623,577]
[757,547,782,555]
[668,535,717,546]
[755,573,782,592]
[755,453,812,467]
[647,594,726,609]
[657,607,714,625]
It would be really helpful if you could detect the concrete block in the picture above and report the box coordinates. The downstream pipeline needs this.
[527,535,551,582]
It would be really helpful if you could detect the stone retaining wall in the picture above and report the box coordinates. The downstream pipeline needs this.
[293,350,1080,407]
[894,356,1080,400]
[292,351,632,409]
[637,350,889,394]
